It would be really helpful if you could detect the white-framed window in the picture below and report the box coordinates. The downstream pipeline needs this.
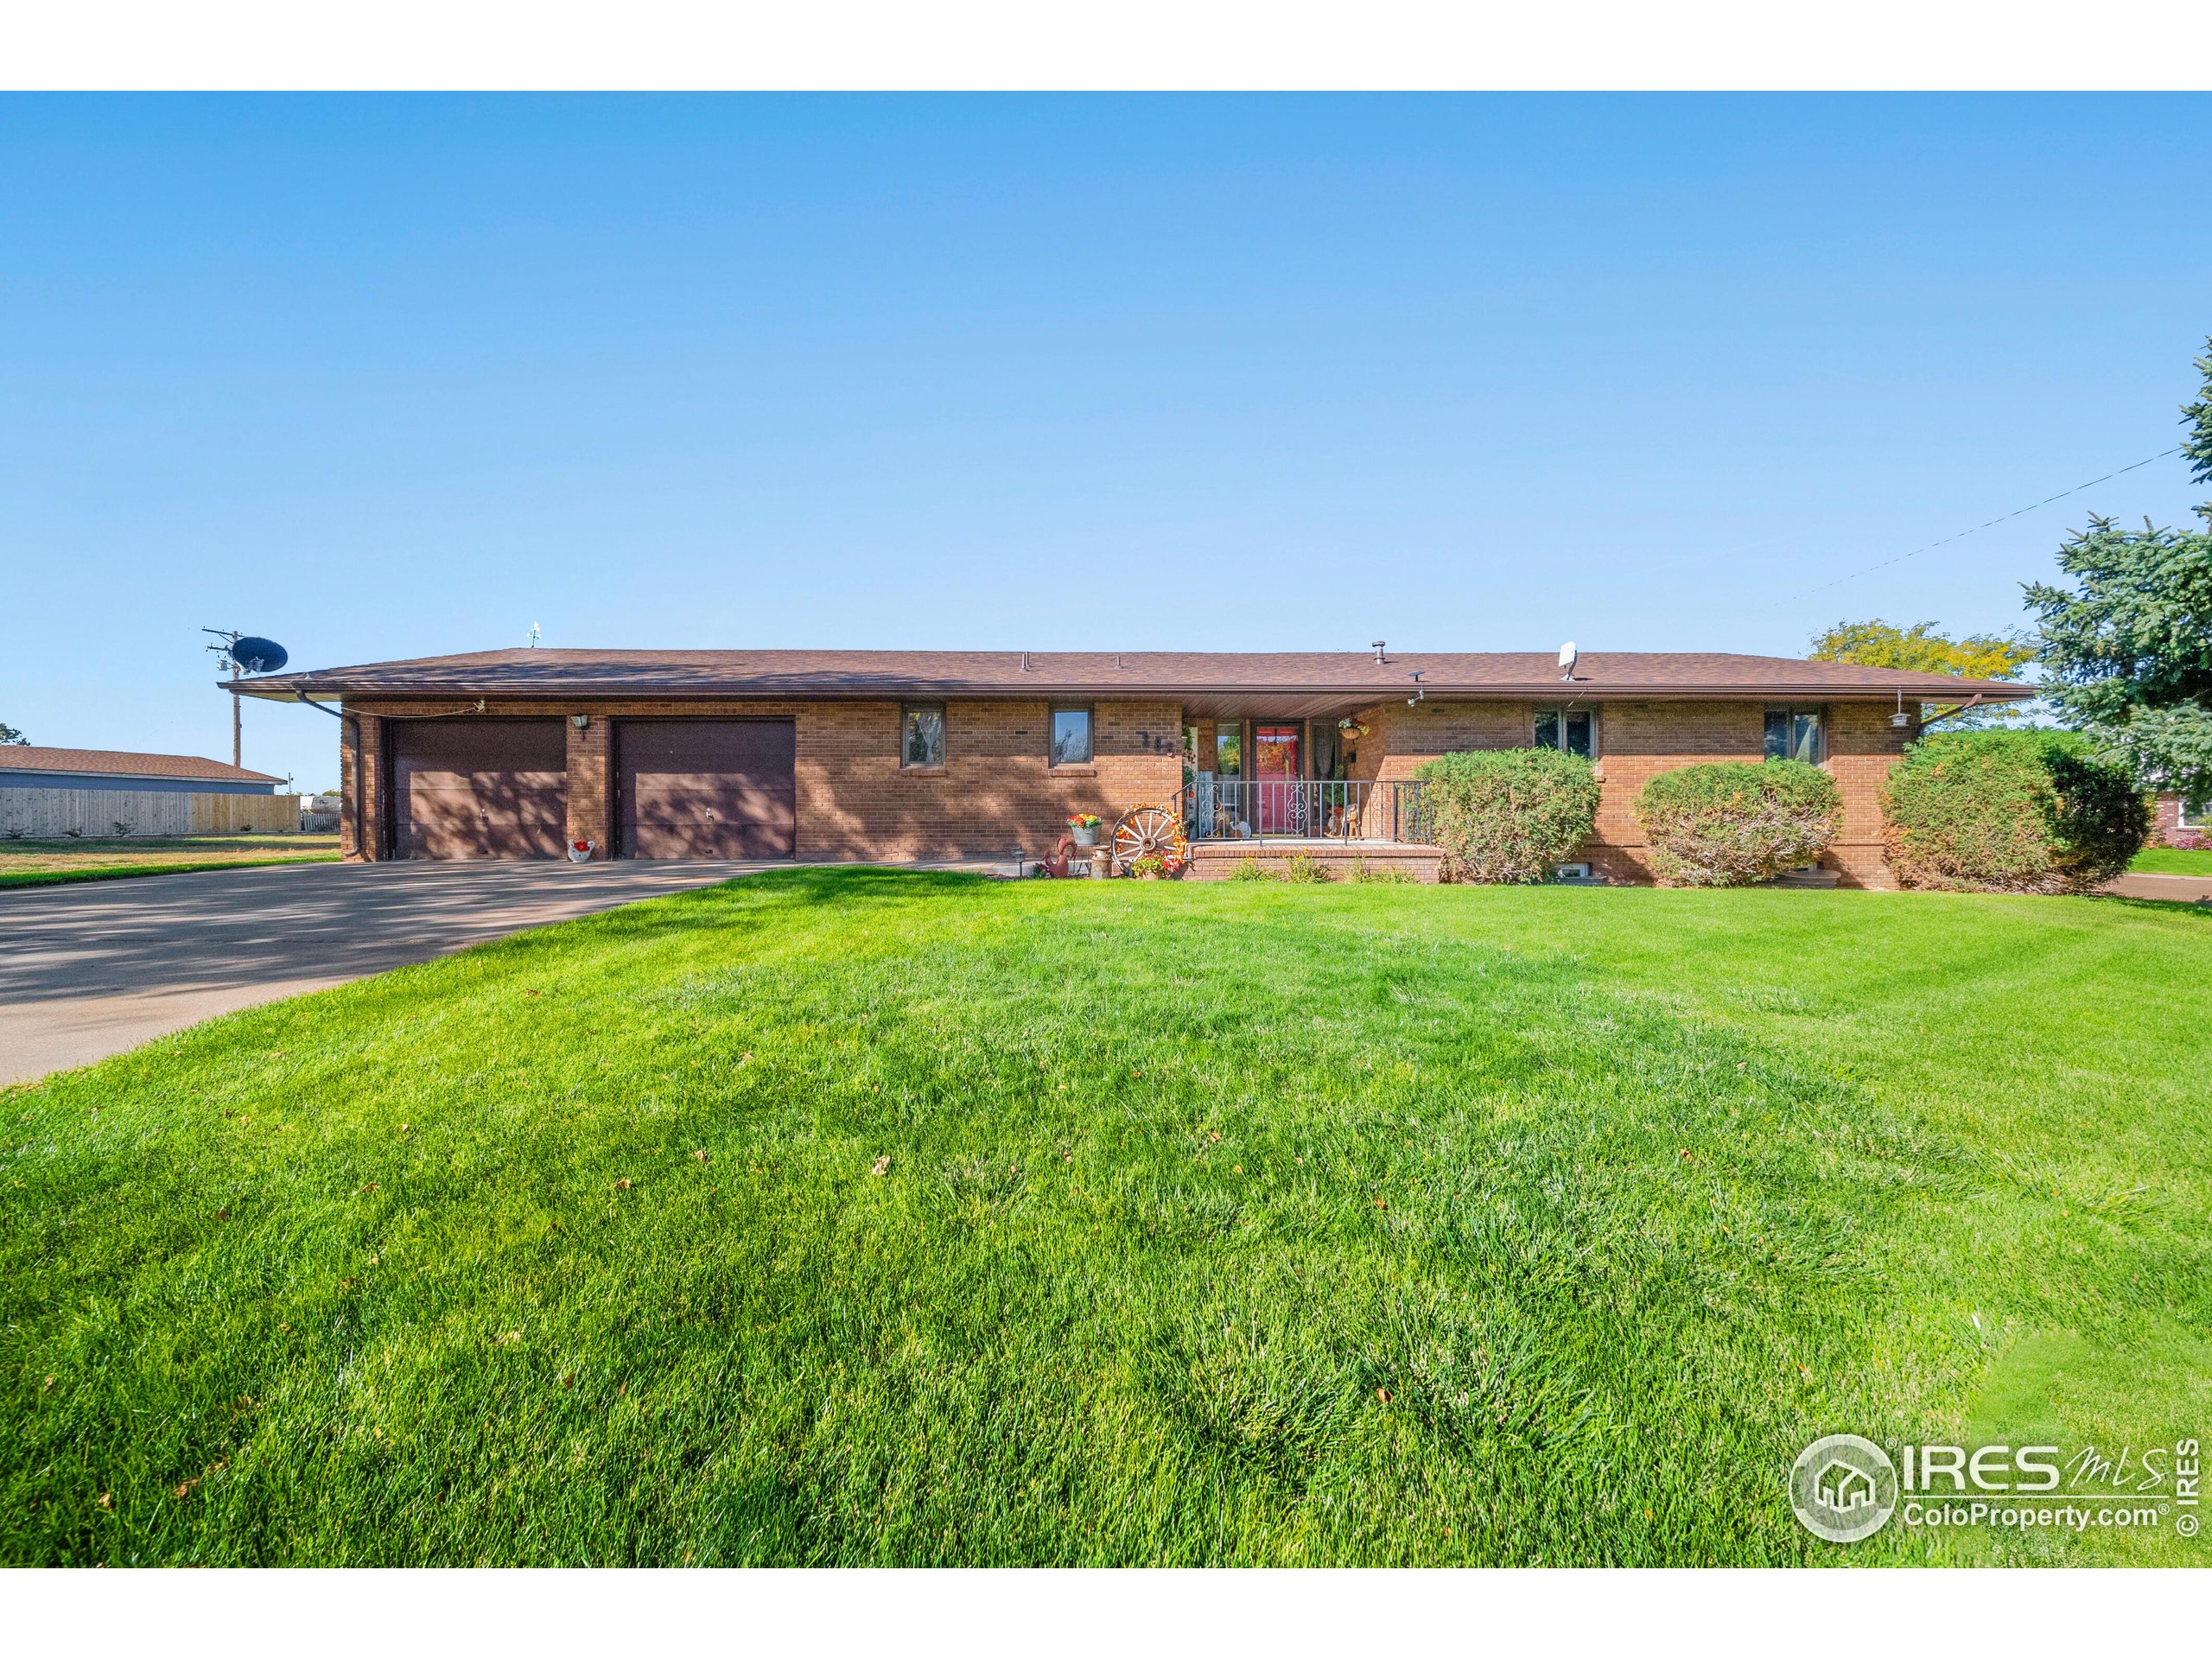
[1764,708,1824,764]
[2181,796,2208,831]
[900,703,945,769]
[1534,707,1595,758]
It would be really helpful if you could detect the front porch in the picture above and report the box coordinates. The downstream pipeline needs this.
[1172,778,1445,880]
[1177,777,1434,844]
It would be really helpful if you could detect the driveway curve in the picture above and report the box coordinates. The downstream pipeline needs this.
[0,860,777,1085]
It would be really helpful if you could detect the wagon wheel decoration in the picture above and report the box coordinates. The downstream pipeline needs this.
[1112,803,1187,867]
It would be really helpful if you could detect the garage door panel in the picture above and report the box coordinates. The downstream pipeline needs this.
[393,720,569,860]
[617,720,795,859]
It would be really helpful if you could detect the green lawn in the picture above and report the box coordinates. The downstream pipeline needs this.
[0,836,340,888]
[4,871,2207,1567]
[2131,846,2212,876]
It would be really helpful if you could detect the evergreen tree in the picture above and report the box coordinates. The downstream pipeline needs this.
[2024,337,2212,803]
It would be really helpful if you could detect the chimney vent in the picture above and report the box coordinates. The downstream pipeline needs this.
[1372,640,1388,664]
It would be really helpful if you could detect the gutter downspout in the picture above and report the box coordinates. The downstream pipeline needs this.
[1915,692,1986,731]
[293,691,362,859]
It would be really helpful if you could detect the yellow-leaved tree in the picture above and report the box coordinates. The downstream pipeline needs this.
[1808,620,2035,724]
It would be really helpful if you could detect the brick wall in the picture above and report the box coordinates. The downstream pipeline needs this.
[336,714,360,859]
[2152,791,2209,850]
[338,712,387,861]
[1820,702,1916,886]
[340,696,1183,862]
[567,715,610,855]
[1348,698,1531,779]
[336,689,1921,883]
[1352,696,1915,888]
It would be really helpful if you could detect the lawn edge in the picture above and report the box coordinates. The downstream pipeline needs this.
[0,855,342,889]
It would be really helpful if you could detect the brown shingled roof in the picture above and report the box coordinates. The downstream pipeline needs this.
[235,647,2037,706]
[0,746,287,784]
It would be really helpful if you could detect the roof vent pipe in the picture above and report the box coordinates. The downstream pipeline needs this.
[1372,640,1387,664]
[1021,651,1033,671]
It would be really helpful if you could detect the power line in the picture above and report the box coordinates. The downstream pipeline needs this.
[1799,444,2183,598]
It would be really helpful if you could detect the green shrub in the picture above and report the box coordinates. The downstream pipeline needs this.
[1277,851,1332,883]
[1414,748,1601,883]
[1881,729,2148,893]
[1226,857,1273,882]
[1633,760,1841,887]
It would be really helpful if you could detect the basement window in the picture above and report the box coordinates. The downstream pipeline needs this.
[1533,707,1595,758]
[1764,709,1824,764]
[901,704,946,769]
[1051,707,1094,766]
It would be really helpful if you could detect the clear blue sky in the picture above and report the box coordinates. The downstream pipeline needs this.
[3,94,2207,790]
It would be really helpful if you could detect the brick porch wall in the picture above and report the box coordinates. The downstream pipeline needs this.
[340,696,1183,862]
[1350,696,1915,888]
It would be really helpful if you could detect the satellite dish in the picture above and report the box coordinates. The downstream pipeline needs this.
[228,637,289,675]
[1557,640,1579,681]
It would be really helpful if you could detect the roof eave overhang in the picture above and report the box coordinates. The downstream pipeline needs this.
[233,678,2041,704]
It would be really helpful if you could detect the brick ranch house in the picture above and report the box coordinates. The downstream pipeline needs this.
[232,648,2033,887]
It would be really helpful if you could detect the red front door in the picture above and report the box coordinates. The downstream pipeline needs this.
[1254,724,1303,833]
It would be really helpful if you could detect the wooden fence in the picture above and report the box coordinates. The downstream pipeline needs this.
[0,789,305,839]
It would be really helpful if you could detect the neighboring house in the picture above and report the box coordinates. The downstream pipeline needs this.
[0,746,295,840]
[0,747,285,795]
[2152,791,2208,851]
[238,648,2033,886]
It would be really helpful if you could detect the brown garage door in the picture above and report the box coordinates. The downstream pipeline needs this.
[617,719,796,859]
[391,719,569,860]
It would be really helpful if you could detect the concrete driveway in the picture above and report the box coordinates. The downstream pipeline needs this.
[0,859,777,1086]
[2101,871,2212,904]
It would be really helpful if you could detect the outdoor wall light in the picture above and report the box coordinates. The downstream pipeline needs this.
[570,714,591,730]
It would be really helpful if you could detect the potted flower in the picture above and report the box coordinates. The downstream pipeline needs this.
[569,838,595,864]
[1067,812,1103,849]
[1128,854,1166,880]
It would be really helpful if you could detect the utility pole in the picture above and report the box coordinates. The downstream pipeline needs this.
[203,627,244,768]
[202,629,286,772]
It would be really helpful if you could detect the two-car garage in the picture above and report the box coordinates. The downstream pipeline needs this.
[388,717,794,860]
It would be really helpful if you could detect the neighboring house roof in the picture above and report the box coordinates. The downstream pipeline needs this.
[234,649,2038,712]
[0,746,286,785]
